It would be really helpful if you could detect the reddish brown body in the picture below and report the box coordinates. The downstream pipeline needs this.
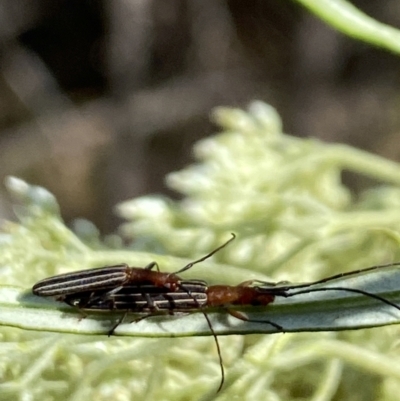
[206,284,275,307]
[126,268,181,290]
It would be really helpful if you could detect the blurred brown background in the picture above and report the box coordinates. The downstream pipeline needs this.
[0,0,400,233]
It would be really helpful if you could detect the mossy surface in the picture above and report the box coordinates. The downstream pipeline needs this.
[2,102,400,400]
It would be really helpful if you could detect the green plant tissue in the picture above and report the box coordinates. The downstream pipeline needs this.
[2,102,400,400]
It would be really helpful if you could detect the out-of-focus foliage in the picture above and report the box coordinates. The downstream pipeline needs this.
[296,0,400,55]
[2,0,400,236]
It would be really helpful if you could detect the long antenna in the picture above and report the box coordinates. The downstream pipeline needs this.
[202,310,225,392]
[253,261,400,292]
[282,286,400,311]
[174,233,236,275]
[178,281,225,392]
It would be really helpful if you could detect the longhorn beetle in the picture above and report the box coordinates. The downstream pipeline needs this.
[32,234,400,392]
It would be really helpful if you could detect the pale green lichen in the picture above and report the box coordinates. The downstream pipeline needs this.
[2,102,400,400]
[118,101,400,282]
